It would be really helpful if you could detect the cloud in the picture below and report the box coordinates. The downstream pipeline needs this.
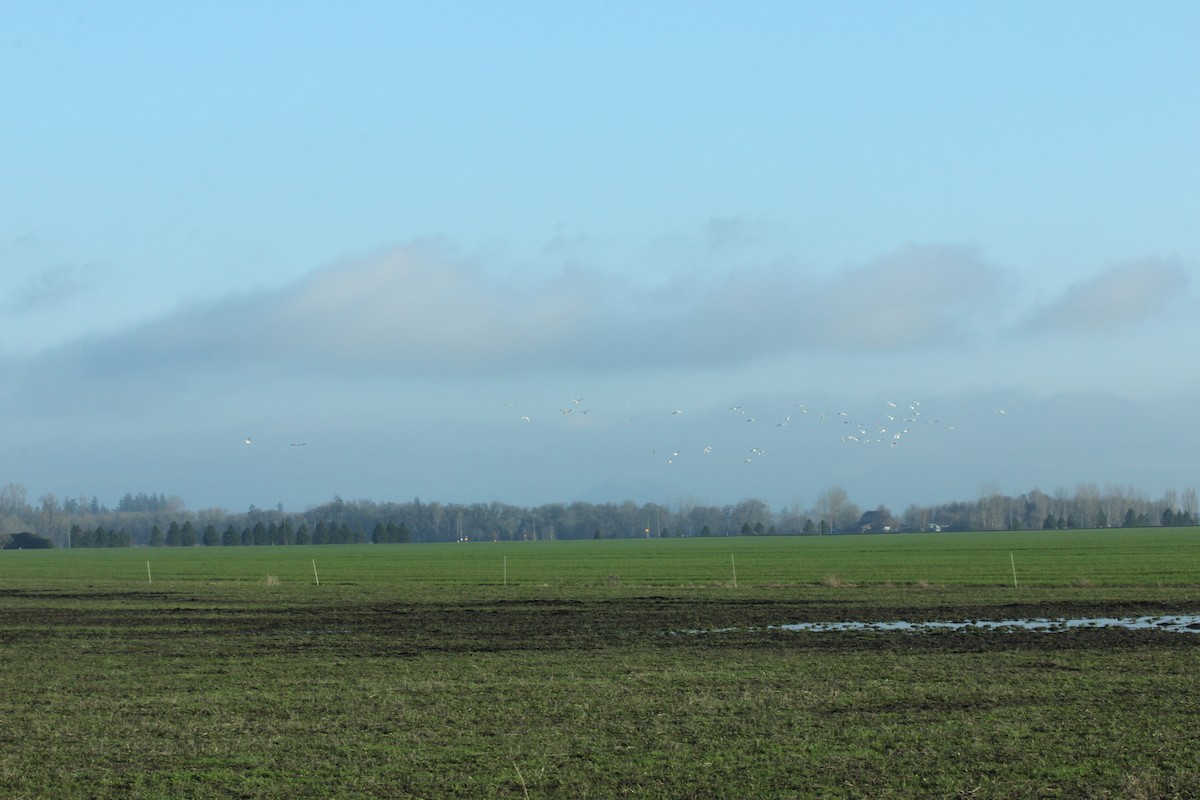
[22,242,593,382]
[508,242,1003,368]
[12,238,1200,426]
[703,216,752,253]
[271,245,590,368]
[14,240,1011,391]
[803,244,1003,350]
[4,263,97,314]
[1023,258,1190,334]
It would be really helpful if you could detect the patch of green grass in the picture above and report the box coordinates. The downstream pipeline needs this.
[3,526,1199,590]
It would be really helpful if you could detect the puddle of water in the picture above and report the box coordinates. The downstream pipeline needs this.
[777,615,1200,634]
[680,615,1200,635]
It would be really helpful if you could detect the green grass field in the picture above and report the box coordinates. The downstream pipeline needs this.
[2,529,1198,798]
[5,526,1199,589]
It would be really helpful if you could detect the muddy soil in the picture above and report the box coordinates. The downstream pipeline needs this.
[4,590,1198,656]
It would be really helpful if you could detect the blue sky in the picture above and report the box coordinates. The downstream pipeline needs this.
[2,1,1198,515]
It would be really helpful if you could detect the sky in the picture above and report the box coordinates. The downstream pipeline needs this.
[2,1,1198,516]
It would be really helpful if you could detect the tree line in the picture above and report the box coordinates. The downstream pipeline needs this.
[1,481,1196,550]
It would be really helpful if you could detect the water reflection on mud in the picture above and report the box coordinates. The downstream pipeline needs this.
[778,615,1200,633]
[683,615,1200,635]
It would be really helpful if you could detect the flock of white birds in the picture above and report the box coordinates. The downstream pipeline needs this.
[240,398,1008,471]
[494,396,1010,470]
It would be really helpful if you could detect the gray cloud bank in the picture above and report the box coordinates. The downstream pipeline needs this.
[22,242,1007,376]
[10,242,1193,397]
[1023,258,1190,333]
